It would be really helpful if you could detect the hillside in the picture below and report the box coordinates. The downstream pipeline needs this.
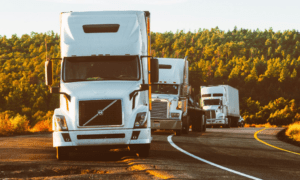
[0,28,299,129]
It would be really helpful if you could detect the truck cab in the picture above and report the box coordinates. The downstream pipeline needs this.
[150,58,190,135]
[45,11,159,160]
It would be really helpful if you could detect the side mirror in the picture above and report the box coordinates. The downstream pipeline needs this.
[45,60,53,86]
[140,84,149,91]
[150,58,159,83]
[50,86,60,94]
[179,97,186,101]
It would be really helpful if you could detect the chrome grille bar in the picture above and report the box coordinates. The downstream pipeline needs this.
[151,100,168,119]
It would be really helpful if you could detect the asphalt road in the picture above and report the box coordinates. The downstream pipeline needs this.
[0,127,300,179]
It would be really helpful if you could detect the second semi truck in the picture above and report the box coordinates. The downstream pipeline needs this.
[150,58,206,135]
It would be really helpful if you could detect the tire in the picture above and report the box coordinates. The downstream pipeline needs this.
[240,121,245,127]
[199,115,205,132]
[56,147,69,160]
[182,116,190,134]
[202,116,206,132]
[191,124,196,132]
[137,144,150,158]
[175,129,182,136]
[225,118,231,128]
[191,118,199,132]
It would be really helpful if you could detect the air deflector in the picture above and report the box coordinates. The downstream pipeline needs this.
[83,24,120,33]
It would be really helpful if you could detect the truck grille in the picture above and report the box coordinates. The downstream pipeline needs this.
[205,110,216,119]
[151,101,168,119]
[79,99,122,126]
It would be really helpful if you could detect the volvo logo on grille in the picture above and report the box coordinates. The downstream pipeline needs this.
[83,100,117,126]
[97,110,104,116]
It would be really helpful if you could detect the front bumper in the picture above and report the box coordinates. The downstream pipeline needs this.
[151,119,182,130]
[206,119,225,125]
[53,128,151,147]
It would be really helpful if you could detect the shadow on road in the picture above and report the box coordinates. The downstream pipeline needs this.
[68,150,137,162]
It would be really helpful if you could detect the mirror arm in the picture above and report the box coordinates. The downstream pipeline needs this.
[50,87,71,102]
[129,84,150,100]
[60,92,71,102]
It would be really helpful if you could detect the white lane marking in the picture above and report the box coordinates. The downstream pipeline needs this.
[167,135,262,180]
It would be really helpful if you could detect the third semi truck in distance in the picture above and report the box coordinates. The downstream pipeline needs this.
[150,58,206,135]
[45,11,159,160]
[200,85,240,128]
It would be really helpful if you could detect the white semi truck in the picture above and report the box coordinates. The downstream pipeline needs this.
[45,11,159,160]
[200,85,240,128]
[151,58,206,135]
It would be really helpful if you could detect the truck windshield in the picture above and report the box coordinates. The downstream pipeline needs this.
[203,99,220,106]
[63,56,139,82]
[151,84,178,95]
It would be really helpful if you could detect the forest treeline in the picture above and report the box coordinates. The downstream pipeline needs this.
[0,27,300,132]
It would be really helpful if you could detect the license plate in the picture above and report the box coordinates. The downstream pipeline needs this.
[153,122,160,128]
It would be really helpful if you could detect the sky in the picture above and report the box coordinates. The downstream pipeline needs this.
[0,0,299,37]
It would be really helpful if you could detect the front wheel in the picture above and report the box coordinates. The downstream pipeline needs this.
[138,144,150,158]
[240,121,245,127]
[202,115,206,132]
[131,144,150,158]
[56,147,69,160]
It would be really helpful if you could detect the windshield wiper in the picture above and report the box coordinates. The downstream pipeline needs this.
[87,77,122,80]
[116,75,137,80]
[66,79,86,82]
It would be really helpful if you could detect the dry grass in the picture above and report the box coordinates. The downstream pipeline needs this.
[285,121,300,142]
[0,113,30,136]
[0,111,52,136]
[30,119,52,132]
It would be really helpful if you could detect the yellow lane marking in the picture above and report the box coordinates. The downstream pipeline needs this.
[254,128,300,155]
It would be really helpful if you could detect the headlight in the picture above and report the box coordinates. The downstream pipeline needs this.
[134,112,147,128]
[177,101,182,109]
[54,115,68,131]
[171,113,180,118]
[217,115,224,119]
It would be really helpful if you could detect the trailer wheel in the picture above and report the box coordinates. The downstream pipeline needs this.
[192,124,197,132]
[182,116,190,134]
[191,117,198,132]
[56,147,69,160]
[231,117,239,127]
[175,129,182,136]
[225,118,231,128]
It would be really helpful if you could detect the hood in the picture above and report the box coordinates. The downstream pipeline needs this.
[203,105,219,110]
[61,81,140,100]
[152,94,178,102]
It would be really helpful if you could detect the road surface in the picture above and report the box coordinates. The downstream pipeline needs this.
[0,127,300,179]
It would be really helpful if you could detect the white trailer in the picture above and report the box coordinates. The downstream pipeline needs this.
[200,85,240,128]
[45,11,159,160]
